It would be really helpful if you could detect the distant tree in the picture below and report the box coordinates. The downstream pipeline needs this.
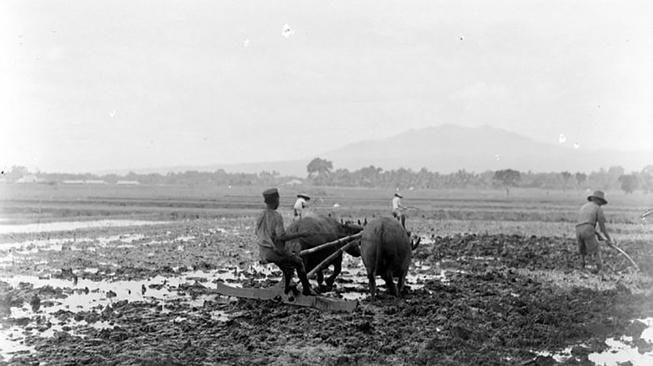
[560,171,572,191]
[618,174,639,194]
[640,165,653,193]
[5,166,29,182]
[358,165,383,187]
[493,169,521,196]
[575,172,587,187]
[306,157,333,177]
[607,166,625,189]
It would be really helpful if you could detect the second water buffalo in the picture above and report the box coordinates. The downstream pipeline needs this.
[360,217,415,300]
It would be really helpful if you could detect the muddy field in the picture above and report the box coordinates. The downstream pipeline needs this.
[1,185,652,365]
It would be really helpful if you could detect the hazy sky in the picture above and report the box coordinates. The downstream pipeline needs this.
[2,1,652,173]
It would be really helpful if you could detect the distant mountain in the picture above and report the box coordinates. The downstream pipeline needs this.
[99,125,650,176]
[321,124,651,173]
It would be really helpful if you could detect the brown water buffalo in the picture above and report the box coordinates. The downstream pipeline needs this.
[285,214,362,291]
[360,217,417,300]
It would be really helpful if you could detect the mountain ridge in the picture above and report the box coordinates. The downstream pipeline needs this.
[96,125,651,176]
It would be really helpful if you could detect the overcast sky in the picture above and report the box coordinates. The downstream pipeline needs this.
[2,0,652,173]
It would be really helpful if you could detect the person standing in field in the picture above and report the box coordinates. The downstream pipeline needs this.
[392,193,407,229]
[256,188,316,296]
[575,190,613,272]
[293,193,310,221]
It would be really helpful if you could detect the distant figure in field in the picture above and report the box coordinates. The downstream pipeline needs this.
[576,190,612,272]
[392,193,407,230]
[293,193,310,220]
[256,188,315,296]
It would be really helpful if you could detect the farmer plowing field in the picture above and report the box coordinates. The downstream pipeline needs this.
[214,188,362,312]
[575,190,614,273]
[255,188,317,296]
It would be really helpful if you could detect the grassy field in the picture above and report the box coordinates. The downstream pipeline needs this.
[2,183,651,223]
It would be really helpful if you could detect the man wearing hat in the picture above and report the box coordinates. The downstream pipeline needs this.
[575,190,613,272]
[293,193,310,220]
[256,188,316,296]
[392,192,407,229]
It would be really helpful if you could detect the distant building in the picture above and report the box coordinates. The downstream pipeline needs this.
[284,179,303,185]
[116,180,140,185]
[16,175,40,183]
[62,179,108,184]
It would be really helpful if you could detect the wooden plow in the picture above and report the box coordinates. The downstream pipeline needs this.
[215,232,363,312]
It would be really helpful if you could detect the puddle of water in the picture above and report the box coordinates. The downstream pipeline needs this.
[0,254,453,360]
[0,237,89,251]
[175,236,195,242]
[0,267,251,361]
[0,233,156,256]
[0,220,169,234]
[334,258,451,300]
[588,318,653,366]
[0,325,36,361]
[96,234,146,247]
[535,318,653,366]
[211,310,236,322]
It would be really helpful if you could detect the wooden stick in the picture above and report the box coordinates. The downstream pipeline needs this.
[609,244,640,271]
[299,233,362,256]
[596,231,639,271]
[307,241,357,279]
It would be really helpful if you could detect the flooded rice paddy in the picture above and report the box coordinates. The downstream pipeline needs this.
[1,216,652,365]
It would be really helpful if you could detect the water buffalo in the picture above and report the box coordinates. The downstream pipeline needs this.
[285,214,363,291]
[360,217,418,300]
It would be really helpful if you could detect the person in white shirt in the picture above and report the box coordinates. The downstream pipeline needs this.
[293,193,310,220]
[392,193,407,229]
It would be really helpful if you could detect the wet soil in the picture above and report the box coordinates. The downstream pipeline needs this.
[1,218,652,365]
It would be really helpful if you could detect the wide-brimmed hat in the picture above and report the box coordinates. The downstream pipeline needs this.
[587,190,607,205]
[297,193,310,200]
[394,193,403,198]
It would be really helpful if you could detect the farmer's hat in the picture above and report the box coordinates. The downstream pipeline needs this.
[394,193,403,198]
[297,193,310,200]
[587,190,607,205]
[262,188,279,198]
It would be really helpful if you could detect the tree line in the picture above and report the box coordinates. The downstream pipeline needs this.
[305,158,653,194]
[3,160,652,194]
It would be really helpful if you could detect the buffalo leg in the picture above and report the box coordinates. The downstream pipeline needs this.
[397,270,407,295]
[316,270,325,289]
[382,270,398,297]
[367,272,377,301]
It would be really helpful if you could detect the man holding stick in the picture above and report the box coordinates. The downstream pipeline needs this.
[575,190,613,272]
